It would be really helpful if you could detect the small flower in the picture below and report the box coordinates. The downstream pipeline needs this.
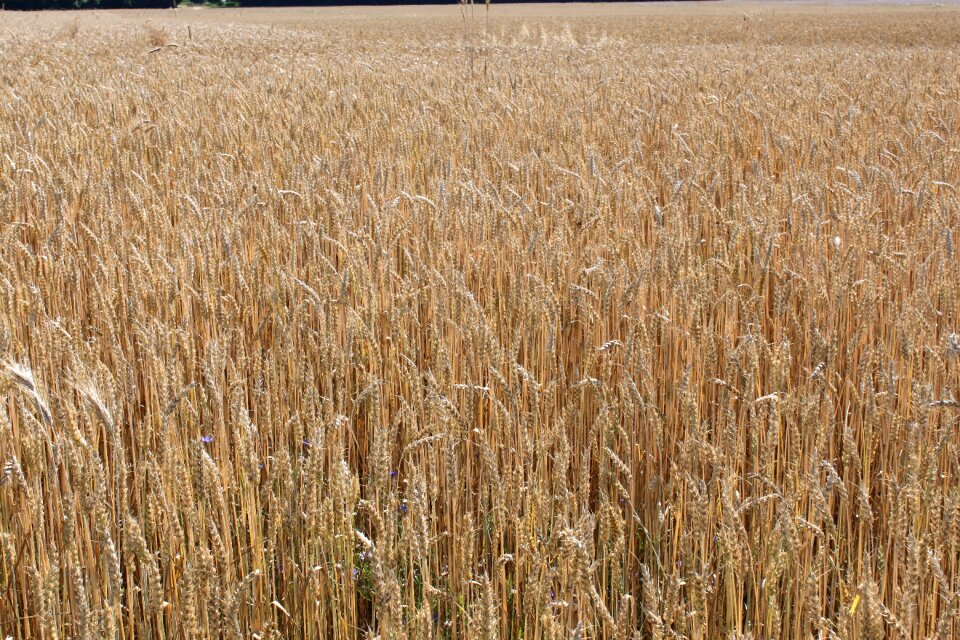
[389,470,398,478]
[200,435,214,444]
[948,332,960,356]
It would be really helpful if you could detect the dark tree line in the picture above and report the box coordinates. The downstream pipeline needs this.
[4,0,177,8]
[4,0,663,10]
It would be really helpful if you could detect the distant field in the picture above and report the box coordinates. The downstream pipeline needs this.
[7,2,960,40]
[2,4,960,639]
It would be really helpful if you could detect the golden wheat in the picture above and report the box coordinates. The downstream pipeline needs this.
[1,3,960,638]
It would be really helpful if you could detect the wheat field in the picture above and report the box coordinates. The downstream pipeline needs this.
[2,3,960,638]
